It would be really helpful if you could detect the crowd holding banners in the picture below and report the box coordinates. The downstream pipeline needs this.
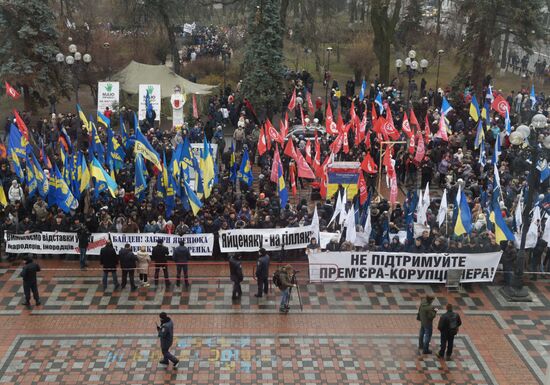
[0,74,549,280]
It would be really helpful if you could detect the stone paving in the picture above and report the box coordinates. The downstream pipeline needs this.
[0,260,548,384]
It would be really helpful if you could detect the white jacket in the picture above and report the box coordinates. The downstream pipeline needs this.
[8,185,23,203]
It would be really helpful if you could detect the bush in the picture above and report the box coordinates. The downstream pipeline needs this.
[345,34,377,83]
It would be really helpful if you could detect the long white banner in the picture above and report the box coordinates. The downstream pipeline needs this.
[6,232,214,257]
[308,251,502,283]
[219,226,315,252]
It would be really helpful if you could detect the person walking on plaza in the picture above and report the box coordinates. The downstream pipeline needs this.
[229,253,243,300]
[20,256,41,307]
[152,239,171,288]
[136,245,151,287]
[100,240,120,291]
[255,248,270,298]
[156,312,179,368]
[119,243,138,291]
[278,264,296,313]
[173,239,190,288]
[436,304,462,361]
[75,219,90,270]
[417,295,437,354]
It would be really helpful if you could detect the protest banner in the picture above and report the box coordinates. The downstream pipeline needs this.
[97,81,120,112]
[219,226,316,252]
[138,84,161,121]
[6,232,214,257]
[308,251,501,283]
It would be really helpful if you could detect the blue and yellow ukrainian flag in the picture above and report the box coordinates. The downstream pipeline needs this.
[134,154,147,202]
[474,120,484,149]
[8,123,29,158]
[453,186,472,236]
[200,136,215,199]
[76,104,90,132]
[30,152,48,199]
[229,142,237,184]
[469,95,480,122]
[25,155,37,198]
[107,127,125,171]
[51,164,78,213]
[75,151,90,199]
[90,155,118,198]
[238,148,253,187]
[277,161,288,209]
[97,110,111,128]
[90,121,105,164]
[134,126,161,170]
[183,179,203,216]
[490,186,515,243]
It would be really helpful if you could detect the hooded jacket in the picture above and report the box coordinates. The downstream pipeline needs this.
[417,298,437,327]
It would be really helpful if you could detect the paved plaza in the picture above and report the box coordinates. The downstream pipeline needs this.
[0,260,548,384]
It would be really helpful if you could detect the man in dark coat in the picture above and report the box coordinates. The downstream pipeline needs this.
[254,248,270,298]
[76,220,90,270]
[156,312,179,368]
[119,243,138,290]
[100,241,120,291]
[173,239,190,287]
[229,254,243,300]
[436,303,462,361]
[20,256,41,306]
[151,239,171,287]
[417,295,437,354]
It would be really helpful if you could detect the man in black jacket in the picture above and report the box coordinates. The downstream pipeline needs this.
[229,254,243,300]
[436,304,462,361]
[20,257,41,306]
[173,239,190,288]
[254,248,269,298]
[156,312,179,368]
[100,241,120,291]
[152,239,171,287]
[119,243,138,291]
[75,220,90,270]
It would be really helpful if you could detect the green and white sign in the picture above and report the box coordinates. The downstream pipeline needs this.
[97,81,120,112]
[138,84,161,121]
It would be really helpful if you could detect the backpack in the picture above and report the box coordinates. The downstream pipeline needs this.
[272,268,283,289]
[448,313,459,335]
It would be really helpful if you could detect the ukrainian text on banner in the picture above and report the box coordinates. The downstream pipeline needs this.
[219,226,315,252]
[108,233,214,256]
[308,251,502,283]
[6,232,214,257]
[5,232,88,254]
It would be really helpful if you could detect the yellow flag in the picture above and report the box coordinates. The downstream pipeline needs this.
[0,185,7,207]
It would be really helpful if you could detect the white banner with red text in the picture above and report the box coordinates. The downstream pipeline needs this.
[5,232,214,257]
[308,251,502,283]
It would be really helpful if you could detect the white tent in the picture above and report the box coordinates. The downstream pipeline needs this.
[112,61,218,97]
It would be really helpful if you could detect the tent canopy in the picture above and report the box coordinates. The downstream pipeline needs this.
[112,60,217,97]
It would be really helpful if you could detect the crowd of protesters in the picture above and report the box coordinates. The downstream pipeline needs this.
[0,72,549,276]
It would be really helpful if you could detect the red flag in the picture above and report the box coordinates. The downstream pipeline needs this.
[289,162,297,196]
[257,125,267,156]
[355,109,367,145]
[435,114,449,141]
[336,111,345,134]
[313,133,321,174]
[0,143,6,160]
[350,100,358,131]
[491,94,510,117]
[342,123,350,154]
[305,139,312,165]
[295,151,315,179]
[361,152,378,174]
[266,119,283,144]
[409,108,420,130]
[371,103,378,120]
[358,172,368,205]
[284,138,298,160]
[408,127,416,154]
[299,104,306,127]
[13,110,29,141]
[319,156,331,199]
[287,88,296,111]
[401,111,412,138]
[389,175,398,206]
[414,131,425,163]
[306,92,314,114]
[383,147,395,179]
[5,82,20,100]
[192,94,199,119]
[271,148,282,183]
[383,106,400,140]
[279,113,288,139]
[329,132,344,154]
[424,114,431,144]
[325,103,337,135]
[364,128,371,149]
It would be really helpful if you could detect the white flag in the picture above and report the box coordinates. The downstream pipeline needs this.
[514,191,523,232]
[311,206,320,240]
[328,190,342,226]
[338,189,348,226]
[437,189,448,227]
[344,207,356,244]
[525,206,541,249]
[542,216,550,245]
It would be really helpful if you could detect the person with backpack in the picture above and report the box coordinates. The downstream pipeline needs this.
[436,303,462,361]
[254,248,270,298]
[276,264,296,313]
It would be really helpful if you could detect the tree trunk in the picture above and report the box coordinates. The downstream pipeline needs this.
[371,0,401,85]
[280,0,290,29]
[158,6,180,75]
[22,84,31,112]
[434,0,443,54]
[500,30,510,69]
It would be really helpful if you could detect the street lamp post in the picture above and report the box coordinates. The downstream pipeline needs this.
[103,42,111,80]
[222,52,227,98]
[435,49,444,93]
[501,114,550,301]
[324,46,333,110]
[56,43,92,105]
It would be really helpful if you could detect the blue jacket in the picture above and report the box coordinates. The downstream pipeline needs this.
[255,254,270,279]
[158,318,174,350]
